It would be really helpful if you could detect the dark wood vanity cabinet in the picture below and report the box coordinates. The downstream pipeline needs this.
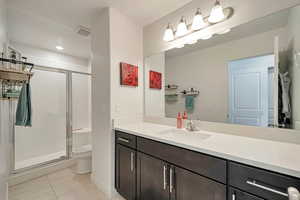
[171,165,226,200]
[115,132,137,200]
[115,130,300,200]
[136,152,226,200]
[115,144,136,200]
[229,187,263,200]
[136,152,169,200]
[229,162,300,200]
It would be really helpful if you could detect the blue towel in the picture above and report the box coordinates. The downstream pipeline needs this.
[15,83,32,127]
[185,95,194,111]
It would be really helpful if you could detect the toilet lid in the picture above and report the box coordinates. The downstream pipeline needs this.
[73,144,92,154]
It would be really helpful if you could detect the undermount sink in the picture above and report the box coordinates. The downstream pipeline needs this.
[157,128,211,141]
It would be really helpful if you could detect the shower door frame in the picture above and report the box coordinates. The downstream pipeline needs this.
[11,65,91,174]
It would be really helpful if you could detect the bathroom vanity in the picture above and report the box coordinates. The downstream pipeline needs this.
[114,123,300,200]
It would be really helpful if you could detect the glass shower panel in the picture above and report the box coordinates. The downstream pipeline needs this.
[72,73,91,149]
[14,69,67,170]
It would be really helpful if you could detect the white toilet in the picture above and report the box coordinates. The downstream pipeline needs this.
[72,128,92,174]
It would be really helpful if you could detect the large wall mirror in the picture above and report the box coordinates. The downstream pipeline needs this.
[144,5,300,130]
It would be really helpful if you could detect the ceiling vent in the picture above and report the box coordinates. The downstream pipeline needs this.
[76,25,91,37]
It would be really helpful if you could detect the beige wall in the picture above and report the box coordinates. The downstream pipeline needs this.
[287,6,300,129]
[165,28,287,122]
[144,0,300,57]
[0,0,7,51]
[91,7,143,199]
[91,7,112,198]
[0,0,8,199]
[110,8,144,123]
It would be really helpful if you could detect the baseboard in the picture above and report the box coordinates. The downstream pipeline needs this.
[295,121,300,130]
[8,159,76,186]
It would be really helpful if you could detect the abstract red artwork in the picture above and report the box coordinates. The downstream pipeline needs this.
[149,70,162,89]
[120,62,138,87]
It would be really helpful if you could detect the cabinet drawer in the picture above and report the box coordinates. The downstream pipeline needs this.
[229,187,263,200]
[116,131,137,149]
[137,137,227,183]
[229,162,300,200]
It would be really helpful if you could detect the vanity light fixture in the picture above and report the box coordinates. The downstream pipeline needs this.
[191,9,207,30]
[217,28,231,34]
[162,1,233,46]
[56,46,64,50]
[163,24,175,41]
[208,0,226,23]
[176,17,188,37]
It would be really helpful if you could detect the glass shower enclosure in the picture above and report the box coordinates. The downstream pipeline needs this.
[12,66,91,172]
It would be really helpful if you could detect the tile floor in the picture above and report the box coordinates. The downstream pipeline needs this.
[8,168,107,200]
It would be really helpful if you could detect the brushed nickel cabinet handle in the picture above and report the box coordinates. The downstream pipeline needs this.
[246,180,288,197]
[118,137,130,143]
[170,167,174,193]
[288,187,300,200]
[163,165,167,190]
[130,152,134,172]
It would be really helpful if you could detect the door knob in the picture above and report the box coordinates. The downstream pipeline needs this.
[288,187,300,200]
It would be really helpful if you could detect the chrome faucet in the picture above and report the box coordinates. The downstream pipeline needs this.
[186,119,198,132]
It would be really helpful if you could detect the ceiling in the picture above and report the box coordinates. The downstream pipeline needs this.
[7,0,193,59]
[166,7,291,58]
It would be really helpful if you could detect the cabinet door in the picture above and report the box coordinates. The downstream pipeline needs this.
[171,166,226,200]
[137,152,169,200]
[229,187,264,200]
[115,144,136,200]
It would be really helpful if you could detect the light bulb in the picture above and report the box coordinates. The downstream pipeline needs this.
[56,46,64,50]
[217,28,231,34]
[208,0,225,23]
[176,17,188,37]
[200,34,213,40]
[176,44,185,48]
[187,40,198,45]
[192,9,207,30]
[163,24,174,41]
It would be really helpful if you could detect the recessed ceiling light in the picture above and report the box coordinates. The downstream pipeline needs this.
[56,46,64,50]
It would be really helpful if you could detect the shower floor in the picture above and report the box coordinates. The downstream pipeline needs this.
[15,151,66,170]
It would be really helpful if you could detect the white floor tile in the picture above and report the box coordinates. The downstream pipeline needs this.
[9,168,106,200]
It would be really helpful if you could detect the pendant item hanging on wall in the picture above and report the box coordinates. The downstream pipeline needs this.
[120,62,138,87]
[149,70,162,89]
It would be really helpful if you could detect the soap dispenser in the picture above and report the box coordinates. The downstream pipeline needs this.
[177,112,183,129]
[182,111,188,129]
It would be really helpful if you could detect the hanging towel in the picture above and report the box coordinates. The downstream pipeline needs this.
[279,72,291,118]
[185,95,194,111]
[15,83,32,127]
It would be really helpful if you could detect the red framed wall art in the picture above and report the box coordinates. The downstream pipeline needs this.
[149,70,162,89]
[120,62,138,87]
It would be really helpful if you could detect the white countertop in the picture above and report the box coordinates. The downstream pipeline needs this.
[115,122,300,178]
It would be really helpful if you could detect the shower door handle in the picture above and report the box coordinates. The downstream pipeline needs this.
[130,152,134,172]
